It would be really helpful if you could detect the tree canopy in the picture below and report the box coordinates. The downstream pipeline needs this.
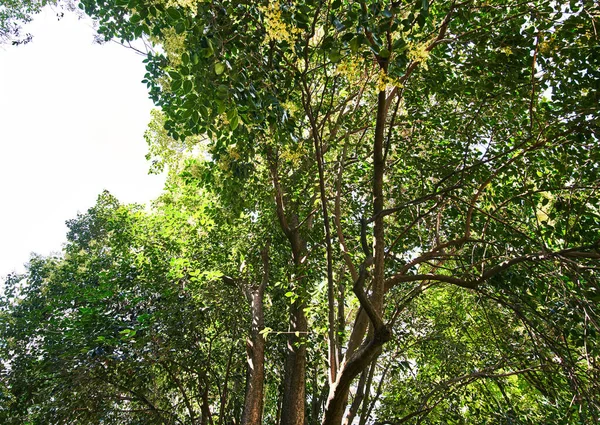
[0,0,78,44]
[1,0,599,424]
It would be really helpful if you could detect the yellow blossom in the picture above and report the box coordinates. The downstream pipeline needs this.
[376,69,402,92]
[227,144,241,161]
[335,59,361,84]
[153,27,186,67]
[164,0,203,9]
[260,1,302,49]
[282,100,299,116]
[406,40,430,70]
[280,143,306,167]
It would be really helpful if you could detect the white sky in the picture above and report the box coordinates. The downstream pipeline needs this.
[0,9,165,280]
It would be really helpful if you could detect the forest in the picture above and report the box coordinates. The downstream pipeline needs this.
[1,0,599,424]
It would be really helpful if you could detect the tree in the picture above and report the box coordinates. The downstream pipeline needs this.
[1,191,251,424]
[3,0,600,423]
[0,0,78,45]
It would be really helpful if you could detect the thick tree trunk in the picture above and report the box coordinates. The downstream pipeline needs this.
[268,154,307,425]
[281,301,307,425]
[241,245,269,425]
[241,289,266,425]
[201,385,213,425]
[321,330,390,425]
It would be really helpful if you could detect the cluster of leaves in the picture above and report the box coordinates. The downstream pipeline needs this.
[0,191,250,424]
[0,0,79,45]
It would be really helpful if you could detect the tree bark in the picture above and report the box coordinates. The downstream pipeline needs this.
[322,82,390,425]
[241,244,270,425]
[281,300,307,425]
[268,154,307,425]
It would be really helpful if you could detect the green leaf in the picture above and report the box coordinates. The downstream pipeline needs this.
[379,48,391,58]
[226,107,237,122]
[215,62,226,75]
[216,100,226,114]
[229,114,239,131]
[171,79,182,91]
[166,7,181,20]
[328,50,343,63]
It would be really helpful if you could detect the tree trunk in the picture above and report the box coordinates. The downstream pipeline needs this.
[281,300,307,425]
[322,84,390,425]
[241,288,266,424]
[269,154,307,425]
[241,244,269,425]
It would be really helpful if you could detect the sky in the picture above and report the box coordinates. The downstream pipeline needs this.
[0,8,165,280]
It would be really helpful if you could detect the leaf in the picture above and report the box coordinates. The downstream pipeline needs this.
[227,107,237,122]
[229,115,239,131]
[328,50,343,63]
[215,62,226,75]
[171,79,182,91]
[166,7,181,20]
[216,100,226,114]
[259,327,272,341]
[379,48,391,58]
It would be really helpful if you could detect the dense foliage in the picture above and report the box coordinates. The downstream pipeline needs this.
[2,0,599,424]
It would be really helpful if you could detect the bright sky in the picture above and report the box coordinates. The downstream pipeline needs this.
[0,9,165,280]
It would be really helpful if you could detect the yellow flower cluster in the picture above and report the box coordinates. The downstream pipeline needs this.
[158,27,186,67]
[280,143,306,167]
[227,144,241,160]
[261,1,301,49]
[282,100,299,116]
[376,69,402,92]
[335,59,361,84]
[406,40,430,70]
[164,0,201,9]
[536,192,555,225]
[156,74,171,92]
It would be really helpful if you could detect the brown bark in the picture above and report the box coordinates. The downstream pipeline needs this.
[281,300,307,425]
[322,80,390,425]
[268,154,307,425]
[219,343,235,425]
[241,244,270,425]
[201,384,214,425]
[306,92,338,385]
[343,368,368,425]
[322,327,391,425]
[372,88,387,316]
